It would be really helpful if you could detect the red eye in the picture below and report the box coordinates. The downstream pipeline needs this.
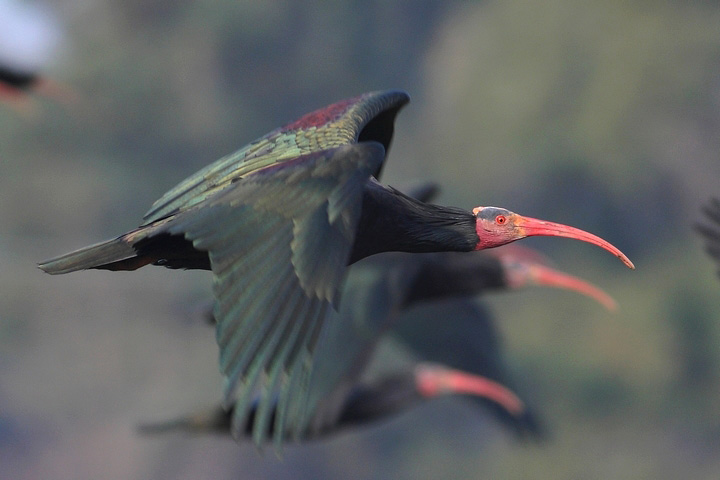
[495,215,506,225]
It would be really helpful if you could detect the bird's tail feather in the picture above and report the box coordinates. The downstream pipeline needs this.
[38,236,139,274]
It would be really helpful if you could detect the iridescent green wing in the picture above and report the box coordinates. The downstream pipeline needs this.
[143,90,409,224]
[165,142,385,448]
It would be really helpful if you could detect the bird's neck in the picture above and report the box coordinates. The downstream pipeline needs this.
[335,374,419,429]
[400,254,506,308]
[349,182,478,264]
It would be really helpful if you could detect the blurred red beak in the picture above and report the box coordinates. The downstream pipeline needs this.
[529,264,618,311]
[415,364,524,415]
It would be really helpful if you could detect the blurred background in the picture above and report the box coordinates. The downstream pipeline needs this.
[2,0,720,478]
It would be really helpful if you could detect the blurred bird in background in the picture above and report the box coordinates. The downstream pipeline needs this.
[0,0,73,114]
[138,363,525,440]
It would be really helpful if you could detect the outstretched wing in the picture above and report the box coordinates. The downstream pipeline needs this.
[165,142,385,448]
[697,197,720,276]
[143,90,409,223]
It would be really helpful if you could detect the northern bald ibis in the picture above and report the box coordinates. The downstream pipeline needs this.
[39,90,633,447]
[139,363,524,439]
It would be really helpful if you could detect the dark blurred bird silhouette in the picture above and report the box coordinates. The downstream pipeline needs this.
[0,1,72,113]
[0,63,72,108]
[39,90,633,448]
[139,363,524,439]
[697,198,720,276]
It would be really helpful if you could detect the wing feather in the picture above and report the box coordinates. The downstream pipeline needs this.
[232,287,305,406]
[144,90,409,224]
[216,260,295,373]
[251,297,319,443]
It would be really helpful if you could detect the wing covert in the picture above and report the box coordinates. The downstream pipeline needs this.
[143,90,409,224]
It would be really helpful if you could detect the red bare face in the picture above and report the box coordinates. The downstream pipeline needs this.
[473,207,524,249]
[500,259,618,311]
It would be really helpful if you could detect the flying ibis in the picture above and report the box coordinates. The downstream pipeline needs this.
[39,90,633,447]
[139,363,524,440]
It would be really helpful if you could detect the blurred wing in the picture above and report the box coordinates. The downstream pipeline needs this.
[301,258,416,434]
[144,90,409,223]
[165,143,384,448]
[697,197,720,276]
[392,299,501,376]
[391,299,544,437]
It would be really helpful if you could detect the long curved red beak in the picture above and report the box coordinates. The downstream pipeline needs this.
[518,216,635,269]
[529,264,618,311]
[415,363,524,415]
